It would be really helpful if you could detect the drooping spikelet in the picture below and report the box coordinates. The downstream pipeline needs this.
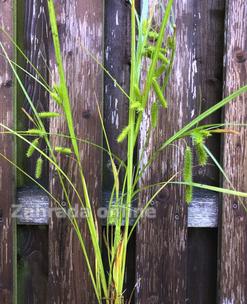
[27,129,46,137]
[195,142,208,166]
[54,146,72,155]
[26,138,40,158]
[152,78,167,108]
[151,102,158,129]
[191,129,210,166]
[35,157,43,179]
[155,64,167,78]
[117,125,130,143]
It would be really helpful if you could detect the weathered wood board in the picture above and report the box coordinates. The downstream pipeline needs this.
[219,0,247,303]
[136,1,189,302]
[48,1,104,302]
[17,225,48,304]
[15,1,50,303]
[104,0,130,190]
[136,0,225,303]
[0,1,15,303]
[0,0,246,303]
[21,0,50,188]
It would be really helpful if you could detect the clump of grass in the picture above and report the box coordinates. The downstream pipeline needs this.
[0,0,247,302]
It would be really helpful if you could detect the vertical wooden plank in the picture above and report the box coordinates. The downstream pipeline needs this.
[136,0,226,302]
[48,1,104,303]
[21,0,50,187]
[17,226,48,303]
[104,1,137,299]
[136,1,190,302]
[186,1,225,303]
[0,1,15,303]
[104,0,130,190]
[219,1,247,303]
[15,1,50,302]
[192,0,225,185]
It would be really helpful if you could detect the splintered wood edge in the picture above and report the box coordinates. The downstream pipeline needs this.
[16,186,219,227]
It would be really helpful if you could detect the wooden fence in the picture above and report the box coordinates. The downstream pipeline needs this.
[0,0,246,303]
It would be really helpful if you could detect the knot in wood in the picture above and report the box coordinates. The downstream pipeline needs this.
[1,79,12,88]
[235,49,247,63]
[156,188,170,203]
[82,109,91,119]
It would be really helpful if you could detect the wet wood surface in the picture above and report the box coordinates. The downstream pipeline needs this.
[136,0,225,303]
[136,1,190,302]
[48,0,104,303]
[17,225,48,303]
[15,1,50,303]
[219,0,247,303]
[1,0,247,303]
[103,0,130,190]
[192,0,225,186]
[0,1,15,303]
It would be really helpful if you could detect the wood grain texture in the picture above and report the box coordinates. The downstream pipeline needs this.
[103,0,130,190]
[21,0,50,188]
[192,0,225,185]
[0,1,15,303]
[16,1,50,302]
[17,225,48,304]
[219,1,247,303]
[48,1,104,303]
[136,1,190,302]
[136,0,225,302]
[104,3,137,298]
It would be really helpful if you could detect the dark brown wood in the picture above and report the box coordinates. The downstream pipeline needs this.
[103,3,136,298]
[136,1,190,302]
[187,228,218,304]
[185,2,225,303]
[48,1,104,303]
[0,1,15,303]
[103,0,130,191]
[219,0,247,303]
[17,225,48,304]
[192,0,225,185]
[15,1,50,303]
[136,0,225,302]
[21,0,50,188]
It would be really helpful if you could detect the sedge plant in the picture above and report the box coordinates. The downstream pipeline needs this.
[0,0,247,303]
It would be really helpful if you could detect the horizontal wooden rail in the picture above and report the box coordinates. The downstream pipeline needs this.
[16,186,218,227]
